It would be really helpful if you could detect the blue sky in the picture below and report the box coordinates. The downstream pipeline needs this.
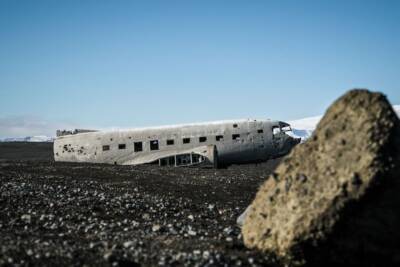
[0,0,399,137]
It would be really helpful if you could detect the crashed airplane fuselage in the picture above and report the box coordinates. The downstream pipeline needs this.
[54,119,300,167]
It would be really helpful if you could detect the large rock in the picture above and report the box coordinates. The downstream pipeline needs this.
[242,89,400,266]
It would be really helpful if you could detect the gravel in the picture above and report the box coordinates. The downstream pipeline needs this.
[0,142,282,266]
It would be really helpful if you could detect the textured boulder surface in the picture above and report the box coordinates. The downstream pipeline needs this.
[242,89,400,266]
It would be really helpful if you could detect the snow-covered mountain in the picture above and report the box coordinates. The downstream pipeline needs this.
[1,105,399,143]
[0,135,54,142]
[289,105,400,141]
[288,116,322,141]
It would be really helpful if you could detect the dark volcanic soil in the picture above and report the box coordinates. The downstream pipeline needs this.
[0,142,281,266]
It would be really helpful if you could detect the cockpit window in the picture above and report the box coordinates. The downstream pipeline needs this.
[272,126,281,135]
[281,126,292,132]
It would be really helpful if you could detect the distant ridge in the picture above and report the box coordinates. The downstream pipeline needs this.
[2,105,399,143]
[0,135,54,142]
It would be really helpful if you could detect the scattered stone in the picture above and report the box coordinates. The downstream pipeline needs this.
[223,226,234,235]
[123,241,134,248]
[103,251,112,261]
[188,230,197,236]
[202,250,210,259]
[152,224,161,232]
[21,214,31,224]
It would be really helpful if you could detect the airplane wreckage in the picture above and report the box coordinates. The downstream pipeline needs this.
[54,119,301,167]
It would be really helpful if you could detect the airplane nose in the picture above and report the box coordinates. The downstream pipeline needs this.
[277,136,301,157]
[287,137,301,149]
[288,136,301,144]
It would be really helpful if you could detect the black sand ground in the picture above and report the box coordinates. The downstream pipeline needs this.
[0,142,281,266]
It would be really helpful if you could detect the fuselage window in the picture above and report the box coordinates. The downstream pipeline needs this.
[216,135,224,141]
[102,145,110,151]
[183,138,190,144]
[167,139,174,145]
[257,129,263,134]
[150,140,159,150]
[118,144,126,149]
[134,142,143,152]
[232,134,240,140]
[199,136,207,142]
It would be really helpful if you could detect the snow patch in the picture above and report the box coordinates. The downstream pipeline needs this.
[289,105,400,141]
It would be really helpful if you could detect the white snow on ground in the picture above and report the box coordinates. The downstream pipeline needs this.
[289,105,400,141]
